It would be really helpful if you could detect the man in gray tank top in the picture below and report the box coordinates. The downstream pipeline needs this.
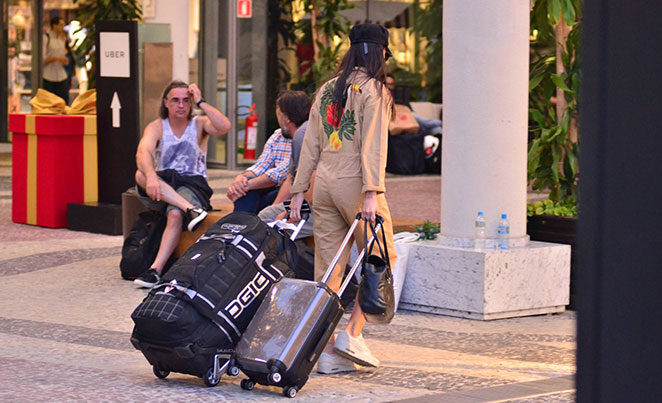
[133,80,231,288]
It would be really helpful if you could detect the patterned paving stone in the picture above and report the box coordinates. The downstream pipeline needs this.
[503,391,575,402]
[0,317,134,352]
[0,175,10,191]
[0,247,122,276]
[339,366,510,392]
[0,157,577,401]
[363,324,576,365]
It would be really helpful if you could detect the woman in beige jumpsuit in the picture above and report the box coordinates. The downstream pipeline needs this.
[290,23,397,374]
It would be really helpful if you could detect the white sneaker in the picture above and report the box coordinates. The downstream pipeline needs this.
[334,331,380,367]
[186,207,208,232]
[316,352,358,374]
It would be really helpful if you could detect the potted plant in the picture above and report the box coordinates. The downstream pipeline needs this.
[526,0,581,308]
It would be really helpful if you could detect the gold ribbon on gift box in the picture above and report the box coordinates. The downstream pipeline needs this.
[29,88,97,115]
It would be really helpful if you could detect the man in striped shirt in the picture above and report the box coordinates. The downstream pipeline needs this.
[227,91,310,214]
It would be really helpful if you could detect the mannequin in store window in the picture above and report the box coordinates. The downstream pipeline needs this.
[42,16,69,103]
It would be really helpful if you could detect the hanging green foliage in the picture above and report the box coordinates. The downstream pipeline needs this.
[528,0,581,208]
[412,0,442,102]
[72,0,143,88]
[295,0,354,87]
[266,0,297,134]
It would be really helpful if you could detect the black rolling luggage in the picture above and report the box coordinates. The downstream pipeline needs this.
[130,212,306,386]
[231,214,384,398]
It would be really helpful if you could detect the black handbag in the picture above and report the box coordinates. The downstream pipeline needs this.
[358,217,395,324]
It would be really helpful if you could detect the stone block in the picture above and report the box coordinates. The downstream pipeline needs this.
[399,241,570,320]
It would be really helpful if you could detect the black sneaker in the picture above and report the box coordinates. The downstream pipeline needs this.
[134,268,161,288]
[186,207,208,232]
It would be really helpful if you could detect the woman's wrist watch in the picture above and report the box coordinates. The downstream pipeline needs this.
[196,98,206,107]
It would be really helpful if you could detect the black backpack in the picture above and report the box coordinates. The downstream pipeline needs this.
[386,132,426,175]
[132,212,298,346]
[423,133,442,174]
[120,210,174,280]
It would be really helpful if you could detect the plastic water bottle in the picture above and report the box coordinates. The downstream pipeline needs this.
[497,214,510,250]
[474,211,486,250]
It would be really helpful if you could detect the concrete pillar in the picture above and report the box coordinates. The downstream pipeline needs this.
[441,0,529,244]
[144,0,190,81]
[397,0,571,320]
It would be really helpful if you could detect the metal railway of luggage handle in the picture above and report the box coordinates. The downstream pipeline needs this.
[288,214,308,241]
[268,213,309,241]
[273,199,312,241]
[322,213,384,298]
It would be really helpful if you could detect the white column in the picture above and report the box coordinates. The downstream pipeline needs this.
[144,0,190,81]
[441,0,529,245]
[399,1,570,319]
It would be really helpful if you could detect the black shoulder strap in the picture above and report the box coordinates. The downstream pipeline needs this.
[342,84,351,109]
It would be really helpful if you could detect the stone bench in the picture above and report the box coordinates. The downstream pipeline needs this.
[122,188,432,257]
[121,189,235,257]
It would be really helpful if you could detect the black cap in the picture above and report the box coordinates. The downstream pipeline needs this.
[349,23,392,60]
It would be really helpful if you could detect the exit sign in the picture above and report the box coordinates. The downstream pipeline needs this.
[238,0,252,18]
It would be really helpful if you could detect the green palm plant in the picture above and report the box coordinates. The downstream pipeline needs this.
[72,0,143,88]
[295,0,354,87]
[412,0,442,102]
[528,0,581,212]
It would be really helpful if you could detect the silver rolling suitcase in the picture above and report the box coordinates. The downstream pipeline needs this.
[231,213,384,398]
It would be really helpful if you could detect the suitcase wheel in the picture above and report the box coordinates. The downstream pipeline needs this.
[268,371,282,384]
[152,366,170,379]
[240,379,255,391]
[203,366,221,387]
[227,365,240,377]
[283,385,298,398]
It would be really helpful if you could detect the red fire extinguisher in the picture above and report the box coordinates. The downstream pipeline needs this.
[244,104,258,160]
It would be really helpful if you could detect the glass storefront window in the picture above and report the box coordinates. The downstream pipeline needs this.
[7,0,35,114]
[6,0,82,117]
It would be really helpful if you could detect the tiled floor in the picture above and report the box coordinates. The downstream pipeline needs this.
[0,146,574,402]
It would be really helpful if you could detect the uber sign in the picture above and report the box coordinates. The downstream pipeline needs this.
[95,21,139,205]
[99,32,130,78]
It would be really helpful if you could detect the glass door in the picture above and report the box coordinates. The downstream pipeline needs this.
[234,0,268,167]
[199,0,268,169]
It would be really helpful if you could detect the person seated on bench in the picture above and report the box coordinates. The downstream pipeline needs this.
[133,80,231,288]
[386,73,442,136]
[227,91,310,214]
[258,92,314,237]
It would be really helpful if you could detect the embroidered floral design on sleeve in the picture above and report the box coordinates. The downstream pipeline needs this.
[320,82,357,150]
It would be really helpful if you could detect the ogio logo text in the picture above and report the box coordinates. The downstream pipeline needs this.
[220,223,247,232]
[225,272,269,319]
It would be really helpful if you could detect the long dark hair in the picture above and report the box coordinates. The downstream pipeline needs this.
[329,42,393,124]
[159,80,192,120]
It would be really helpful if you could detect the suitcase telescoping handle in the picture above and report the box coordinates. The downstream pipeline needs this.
[322,213,384,298]
[269,200,312,241]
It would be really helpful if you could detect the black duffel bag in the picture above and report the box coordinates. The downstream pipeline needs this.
[132,212,298,346]
[386,132,425,175]
[120,210,175,280]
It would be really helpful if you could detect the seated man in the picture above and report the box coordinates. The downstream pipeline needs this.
[258,91,313,236]
[386,73,442,136]
[133,80,231,288]
[227,91,309,214]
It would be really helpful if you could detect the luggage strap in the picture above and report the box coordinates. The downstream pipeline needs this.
[321,214,384,297]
